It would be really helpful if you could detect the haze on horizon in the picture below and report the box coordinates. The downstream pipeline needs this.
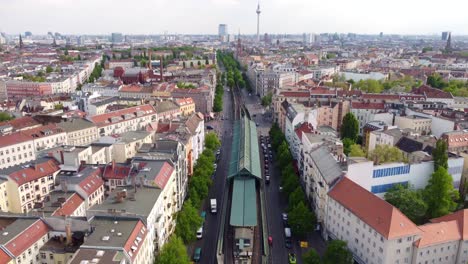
[1,0,467,36]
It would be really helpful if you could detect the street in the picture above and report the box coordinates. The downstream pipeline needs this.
[240,89,327,264]
[190,83,234,263]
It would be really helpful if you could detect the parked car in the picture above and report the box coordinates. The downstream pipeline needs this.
[282,213,288,221]
[193,248,202,262]
[196,226,203,239]
[268,236,273,246]
[206,125,214,130]
[266,175,270,184]
[285,239,292,249]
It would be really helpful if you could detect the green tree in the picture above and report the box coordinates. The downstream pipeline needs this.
[349,144,366,157]
[354,79,384,93]
[205,132,221,151]
[385,184,427,224]
[261,92,273,107]
[205,58,209,65]
[340,113,359,142]
[288,186,306,211]
[46,66,53,73]
[282,172,299,196]
[368,144,405,165]
[342,138,354,155]
[190,61,194,68]
[64,49,69,56]
[175,200,203,243]
[0,112,14,122]
[432,139,448,171]
[424,167,459,218]
[288,201,316,237]
[54,103,64,110]
[422,47,433,53]
[427,73,447,89]
[155,235,190,264]
[303,249,321,264]
[323,240,353,264]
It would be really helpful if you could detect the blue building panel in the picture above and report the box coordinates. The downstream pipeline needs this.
[371,181,408,194]
[372,165,410,178]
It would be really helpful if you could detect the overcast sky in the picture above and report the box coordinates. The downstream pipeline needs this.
[1,0,467,35]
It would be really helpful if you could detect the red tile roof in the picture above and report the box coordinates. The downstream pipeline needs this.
[123,220,147,261]
[9,159,60,186]
[415,221,461,248]
[153,162,174,189]
[329,177,421,239]
[412,85,453,99]
[0,116,40,130]
[351,102,385,110]
[90,105,156,127]
[5,220,49,256]
[310,87,336,95]
[120,84,143,92]
[52,193,85,217]
[279,91,310,98]
[0,132,33,148]
[362,94,400,100]
[20,124,64,138]
[431,209,468,240]
[78,168,104,196]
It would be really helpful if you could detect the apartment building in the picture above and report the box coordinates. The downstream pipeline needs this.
[175,98,196,116]
[185,113,205,173]
[90,104,157,137]
[326,177,422,264]
[346,156,464,197]
[69,217,151,264]
[317,100,350,132]
[6,81,53,98]
[284,104,318,152]
[368,127,404,152]
[304,146,343,226]
[51,145,112,169]
[0,132,36,169]
[0,218,50,264]
[87,160,178,260]
[0,158,60,213]
[59,166,105,209]
[395,115,432,135]
[38,191,86,217]
[154,101,181,121]
[442,130,468,153]
[105,131,154,163]
[350,102,389,135]
[57,118,98,146]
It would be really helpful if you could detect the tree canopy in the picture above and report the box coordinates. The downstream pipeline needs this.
[175,200,203,243]
[0,112,14,122]
[205,132,221,151]
[348,144,366,157]
[385,184,427,224]
[288,201,316,237]
[323,240,353,264]
[340,113,359,142]
[432,139,448,171]
[424,167,459,218]
[303,249,322,264]
[368,144,406,165]
[155,236,190,264]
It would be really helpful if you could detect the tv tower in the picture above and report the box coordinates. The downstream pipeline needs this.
[256,2,261,42]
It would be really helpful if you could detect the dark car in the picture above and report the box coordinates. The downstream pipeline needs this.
[285,239,292,248]
[193,248,201,262]
[206,125,214,130]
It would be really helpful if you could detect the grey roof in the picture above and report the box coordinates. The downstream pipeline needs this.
[87,186,162,223]
[57,118,96,132]
[0,218,37,244]
[119,131,152,143]
[91,97,118,107]
[82,217,140,248]
[309,146,343,185]
[154,101,179,113]
[0,157,56,176]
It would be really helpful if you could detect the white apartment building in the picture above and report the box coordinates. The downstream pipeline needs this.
[101,131,154,163]
[0,158,60,213]
[395,115,432,135]
[185,113,205,165]
[90,104,157,137]
[57,118,99,146]
[326,177,422,264]
[350,102,390,135]
[60,166,105,209]
[284,103,318,160]
[0,133,36,169]
[87,160,178,261]
[346,156,464,197]
[82,83,122,97]
[327,177,468,264]
[368,127,403,152]
[405,108,455,138]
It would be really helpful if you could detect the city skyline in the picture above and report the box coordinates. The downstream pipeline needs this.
[1,0,468,35]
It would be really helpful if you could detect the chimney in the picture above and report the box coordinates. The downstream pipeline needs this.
[60,150,64,164]
[384,125,388,131]
[111,160,115,171]
[65,219,72,246]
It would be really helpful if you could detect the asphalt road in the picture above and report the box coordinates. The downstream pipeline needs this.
[240,89,327,264]
[190,82,234,263]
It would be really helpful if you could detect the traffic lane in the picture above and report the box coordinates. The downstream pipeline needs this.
[199,81,234,263]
